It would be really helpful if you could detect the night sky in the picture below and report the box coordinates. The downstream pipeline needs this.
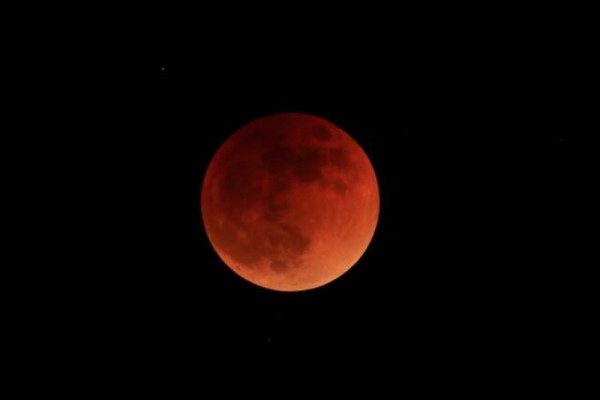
[131,39,571,345]
[31,10,582,390]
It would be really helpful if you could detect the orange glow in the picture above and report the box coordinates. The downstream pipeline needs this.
[201,113,379,291]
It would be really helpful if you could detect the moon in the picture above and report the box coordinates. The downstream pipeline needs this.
[201,113,379,291]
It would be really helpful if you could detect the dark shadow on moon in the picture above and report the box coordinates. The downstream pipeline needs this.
[261,142,354,189]
[330,180,349,193]
[208,217,311,274]
[270,259,288,272]
[262,144,324,184]
[206,120,363,278]
[312,125,333,141]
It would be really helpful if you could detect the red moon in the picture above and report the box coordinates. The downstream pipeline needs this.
[201,113,379,291]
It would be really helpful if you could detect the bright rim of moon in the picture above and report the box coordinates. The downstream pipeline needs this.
[201,113,379,292]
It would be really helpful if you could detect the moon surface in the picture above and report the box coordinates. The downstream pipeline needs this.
[201,113,379,291]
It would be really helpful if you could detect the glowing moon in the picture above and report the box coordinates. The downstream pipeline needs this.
[201,113,379,291]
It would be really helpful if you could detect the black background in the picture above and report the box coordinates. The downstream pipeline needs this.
[23,8,584,391]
